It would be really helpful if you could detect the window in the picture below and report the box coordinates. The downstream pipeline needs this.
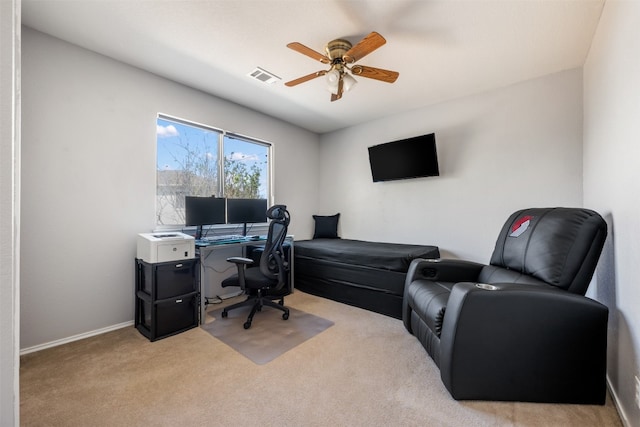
[156,115,270,226]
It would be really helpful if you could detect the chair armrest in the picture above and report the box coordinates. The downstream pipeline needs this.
[439,282,608,403]
[222,257,255,290]
[226,256,254,265]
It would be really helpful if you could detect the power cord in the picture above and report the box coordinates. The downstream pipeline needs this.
[205,295,223,305]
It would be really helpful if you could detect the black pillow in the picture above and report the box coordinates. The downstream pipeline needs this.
[313,213,340,239]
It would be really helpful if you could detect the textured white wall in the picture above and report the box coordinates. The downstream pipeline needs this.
[20,28,320,350]
[584,1,640,425]
[319,69,584,262]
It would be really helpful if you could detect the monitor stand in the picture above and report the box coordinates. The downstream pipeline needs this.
[195,225,203,240]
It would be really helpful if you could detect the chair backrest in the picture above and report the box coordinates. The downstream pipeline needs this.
[485,207,607,295]
[259,205,290,289]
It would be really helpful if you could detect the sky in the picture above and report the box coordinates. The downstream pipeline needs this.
[157,118,219,170]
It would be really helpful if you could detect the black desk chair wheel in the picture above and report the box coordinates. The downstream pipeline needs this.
[220,205,291,329]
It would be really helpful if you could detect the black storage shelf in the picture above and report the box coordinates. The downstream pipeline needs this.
[135,258,199,341]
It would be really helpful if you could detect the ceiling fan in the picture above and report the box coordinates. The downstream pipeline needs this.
[285,31,399,102]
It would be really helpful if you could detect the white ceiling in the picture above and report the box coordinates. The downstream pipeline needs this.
[21,0,605,134]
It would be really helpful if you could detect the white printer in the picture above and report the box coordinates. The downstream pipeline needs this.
[137,232,195,263]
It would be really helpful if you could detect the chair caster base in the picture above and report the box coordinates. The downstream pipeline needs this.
[243,321,251,329]
[282,312,289,320]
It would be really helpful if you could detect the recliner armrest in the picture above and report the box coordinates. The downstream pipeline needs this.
[403,258,485,331]
[438,282,608,404]
[405,258,485,285]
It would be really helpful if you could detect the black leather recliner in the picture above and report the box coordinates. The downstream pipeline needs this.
[403,207,608,404]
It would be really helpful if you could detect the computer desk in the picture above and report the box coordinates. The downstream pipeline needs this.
[195,235,294,324]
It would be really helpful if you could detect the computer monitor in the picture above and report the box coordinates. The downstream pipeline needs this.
[185,196,226,239]
[226,198,268,236]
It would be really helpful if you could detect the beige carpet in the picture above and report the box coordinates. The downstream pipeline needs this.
[202,305,334,365]
[20,291,622,427]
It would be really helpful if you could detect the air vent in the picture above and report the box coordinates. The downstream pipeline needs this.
[248,67,281,84]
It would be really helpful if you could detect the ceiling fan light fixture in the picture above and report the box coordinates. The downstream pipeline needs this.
[326,69,340,94]
[343,73,357,92]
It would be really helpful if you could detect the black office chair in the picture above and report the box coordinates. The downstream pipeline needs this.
[220,205,291,329]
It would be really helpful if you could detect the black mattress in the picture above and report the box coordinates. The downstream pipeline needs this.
[294,239,440,318]
[295,239,439,271]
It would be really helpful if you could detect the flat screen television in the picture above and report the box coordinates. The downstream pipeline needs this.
[368,133,439,182]
[226,198,268,236]
[185,196,226,239]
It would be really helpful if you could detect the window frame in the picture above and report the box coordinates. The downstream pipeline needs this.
[155,114,273,232]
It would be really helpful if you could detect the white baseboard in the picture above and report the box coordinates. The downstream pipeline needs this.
[20,321,134,356]
[607,374,631,427]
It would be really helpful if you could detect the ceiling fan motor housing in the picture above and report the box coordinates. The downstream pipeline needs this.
[326,39,352,62]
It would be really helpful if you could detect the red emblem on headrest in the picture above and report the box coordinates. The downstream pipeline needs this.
[510,215,533,237]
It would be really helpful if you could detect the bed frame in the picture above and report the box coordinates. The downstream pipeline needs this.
[294,239,440,319]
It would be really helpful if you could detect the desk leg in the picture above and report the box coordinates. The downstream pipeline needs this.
[290,240,294,292]
[199,255,206,324]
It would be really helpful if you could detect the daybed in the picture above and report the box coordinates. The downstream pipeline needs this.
[294,238,440,318]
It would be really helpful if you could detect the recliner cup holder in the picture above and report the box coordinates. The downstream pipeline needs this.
[475,283,498,291]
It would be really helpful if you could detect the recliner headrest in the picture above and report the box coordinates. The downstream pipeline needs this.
[489,207,607,294]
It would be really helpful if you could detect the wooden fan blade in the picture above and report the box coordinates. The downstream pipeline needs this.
[343,31,386,64]
[331,78,344,102]
[287,42,331,64]
[285,70,327,87]
[351,65,399,83]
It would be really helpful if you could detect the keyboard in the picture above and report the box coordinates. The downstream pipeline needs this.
[202,234,245,242]
[195,235,247,246]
